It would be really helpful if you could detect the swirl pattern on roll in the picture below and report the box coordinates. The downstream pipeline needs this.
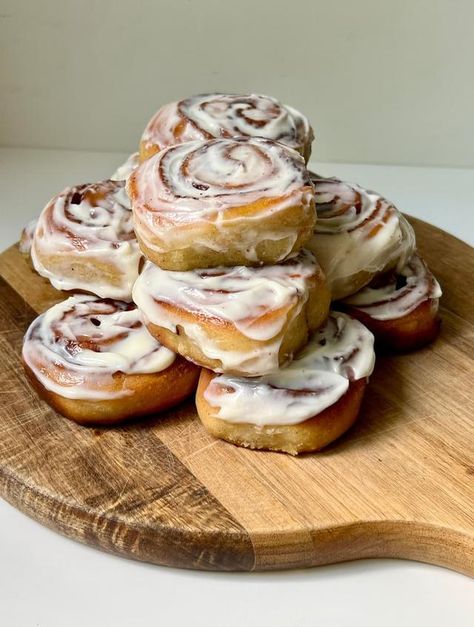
[203,312,375,426]
[133,250,322,375]
[341,253,442,320]
[22,295,176,401]
[141,93,313,159]
[308,174,416,299]
[129,137,315,259]
[134,137,311,219]
[134,250,317,339]
[31,179,142,299]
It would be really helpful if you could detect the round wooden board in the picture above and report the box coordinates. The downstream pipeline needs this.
[0,217,473,575]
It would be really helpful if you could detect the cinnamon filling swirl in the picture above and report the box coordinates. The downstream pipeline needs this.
[141,93,313,160]
[202,312,375,426]
[341,254,442,320]
[31,180,141,299]
[22,295,175,401]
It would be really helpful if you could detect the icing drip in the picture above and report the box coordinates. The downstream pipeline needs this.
[31,180,141,300]
[132,250,321,375]
[308,174,415,294]
[341,254,442,320]
[203,312,375,426]
[22,295,176,400]
[111,152,139,181]
[141,93,313,156]
[129,137,314,257]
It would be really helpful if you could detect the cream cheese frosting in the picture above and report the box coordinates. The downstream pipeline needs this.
[22,295,176,400]
[341,253,442,320]
[128,137,315,260]
[203,312,375,426]
[31,180,141,300]
[111,152,139,181]
[141,93,313,158]
[132,250,321,376]
[308,174,416,299]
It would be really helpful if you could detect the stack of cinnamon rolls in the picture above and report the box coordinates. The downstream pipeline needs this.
[21,93,442,454]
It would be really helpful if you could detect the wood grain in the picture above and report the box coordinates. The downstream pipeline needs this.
[0,217,473,574]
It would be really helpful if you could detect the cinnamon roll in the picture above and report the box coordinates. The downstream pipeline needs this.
[307,174,416,300]
[132,250,330,377]
[22,295,199,425]
[339,254,442,351]
[111,152,139,181]
[128,137,316,271]
[196,312,375,455]
[139,93,313,163]
[31,180,142,300]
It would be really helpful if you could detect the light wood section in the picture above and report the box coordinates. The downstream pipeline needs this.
[0,217,472,573]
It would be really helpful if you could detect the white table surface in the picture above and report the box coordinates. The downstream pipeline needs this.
[0,148,472,627]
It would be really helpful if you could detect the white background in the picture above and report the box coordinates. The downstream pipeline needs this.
[1,0,474,167]
[1,0,473,624]
[1,491,473,627]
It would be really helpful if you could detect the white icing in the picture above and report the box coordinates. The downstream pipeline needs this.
[341,254,442,320]
[128,137,314,258]
[30,180,142,300]
[132,250,321,376]
[111,152,139,181]
[141,93,313,156]
[308,175,416,298]
[19,218,38,254]
[22,295,176,400]
[201,227,299,264]
[203,312,375,426]
[184,322,284,375]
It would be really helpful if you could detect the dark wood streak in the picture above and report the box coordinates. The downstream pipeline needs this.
[0,274,255,571]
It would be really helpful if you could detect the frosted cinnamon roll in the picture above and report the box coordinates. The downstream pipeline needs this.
[31,180,141,300]
[196,312,375,455]
[111,152,139,181]
[140,93,313,163]
[128,137,316,271]
[307,174,416,300]
[339,254,442,351]
[133,250,330,377]
[22,295,199,425]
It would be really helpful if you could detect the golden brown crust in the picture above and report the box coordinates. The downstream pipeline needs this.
[329,269,380,301]
[31,247,130,295]
[341,299,441,352]
[23,357,199,426]
[130,196,316,271]
[305,237,385,301]
[196,372,367,455]
[143,269,331,376]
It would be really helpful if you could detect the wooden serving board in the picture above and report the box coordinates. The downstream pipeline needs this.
[0,218,473,575]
